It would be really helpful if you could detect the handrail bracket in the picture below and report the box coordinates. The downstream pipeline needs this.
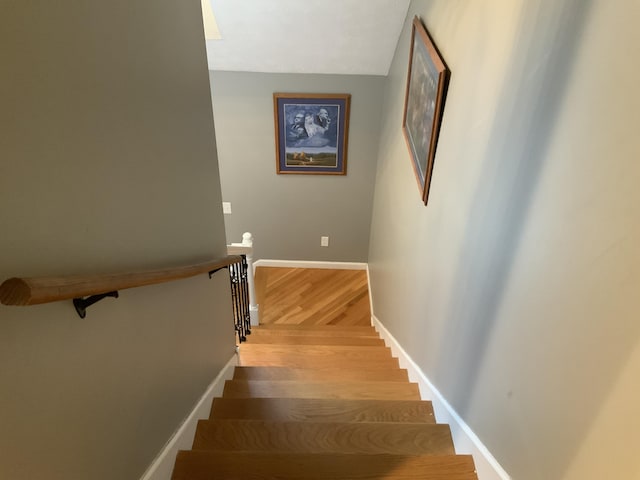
[73,291,119,319]
[208,267,228,278]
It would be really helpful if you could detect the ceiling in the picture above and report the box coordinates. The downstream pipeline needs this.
[205,0,410,76]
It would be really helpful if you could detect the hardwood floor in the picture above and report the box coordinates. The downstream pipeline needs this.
[255,267,371,326]
[171,268,478,479]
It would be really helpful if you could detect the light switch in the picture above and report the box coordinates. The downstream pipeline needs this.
[222,202,232,214]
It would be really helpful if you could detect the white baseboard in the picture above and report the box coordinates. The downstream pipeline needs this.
[139,355,237,480]
[372,315,511,480]
[254,259,367,270]
[365,265,374,325]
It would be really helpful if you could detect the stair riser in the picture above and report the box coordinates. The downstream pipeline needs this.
[240,344,394,357]
[247,336,385,346]
[223,380,421,401]
[249,329,380,338]
[253,325,377,332]
[233,366,409,382]
[239,355,399,369]
[173,451,478,480]
[193,420,455,455]
[210,397,435,423]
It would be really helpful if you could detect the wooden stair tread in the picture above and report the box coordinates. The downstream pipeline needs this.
[238,344,397,368]
[210,397,435,423]
[254,324,377,333]
[240,342,391,358]
[239,352,399,369]
[233,365,409,382]
[172,451,478,479]
[239,344,393,356]
[249,328,380,338]
[247,334,385,346]
[223,380,421,400]
[193,419,455,455]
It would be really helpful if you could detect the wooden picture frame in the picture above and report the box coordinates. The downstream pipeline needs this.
[273,93,351,175]
[402,17,450,204]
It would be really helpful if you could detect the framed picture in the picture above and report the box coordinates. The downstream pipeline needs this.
[402,17,450,204]
[273,93,351,175]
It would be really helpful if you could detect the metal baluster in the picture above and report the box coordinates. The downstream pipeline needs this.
[229,261,243,343]
[240,255,251,337]
[235,262,245,343]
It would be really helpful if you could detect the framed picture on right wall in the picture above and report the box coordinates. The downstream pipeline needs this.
[402,16,450,205]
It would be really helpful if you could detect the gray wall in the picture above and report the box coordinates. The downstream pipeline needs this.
[210,71,384,262]
[369,1,640,479]
[0,2,235,479]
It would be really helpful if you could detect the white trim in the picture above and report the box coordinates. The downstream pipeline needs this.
[372,315,511,480]
[249,305,259,326]
[365,265,374,326]
[139,355,238,480]
[254,259,368,270]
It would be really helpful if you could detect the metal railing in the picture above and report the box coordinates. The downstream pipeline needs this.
[228,255,251,344]
[227,232,259,326]
[1,233,259,344]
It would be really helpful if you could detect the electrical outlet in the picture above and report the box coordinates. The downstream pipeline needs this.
[222,202,232,214]
[321,236,329,247]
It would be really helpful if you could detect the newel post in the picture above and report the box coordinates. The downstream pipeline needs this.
[241,232,259,326]
[227,232,259,326]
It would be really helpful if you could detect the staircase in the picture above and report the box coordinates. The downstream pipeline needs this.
[171,322,478,479]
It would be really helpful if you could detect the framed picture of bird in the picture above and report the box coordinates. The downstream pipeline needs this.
[273,93,351,175]
[402,17,450,204]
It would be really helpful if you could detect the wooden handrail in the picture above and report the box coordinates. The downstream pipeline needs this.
[0,255,242,306]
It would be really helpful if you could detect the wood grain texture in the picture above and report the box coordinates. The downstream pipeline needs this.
[222,380,421,401]
[238,350,399,369]
[210,397,435,423]
[233,366,410,382]
[254,324,377,332]
[193,419,454,455]
[239,343,394,360]
[238,343,399,369]
[0,255,241,305]
[172,452,478,480]
[255,267,371,325]
[249,327,379,337]
[246,334,385,346]
[170,268,477,480]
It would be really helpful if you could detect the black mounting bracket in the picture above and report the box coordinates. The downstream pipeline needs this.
[208,266,229,278]
[73,291,119,319]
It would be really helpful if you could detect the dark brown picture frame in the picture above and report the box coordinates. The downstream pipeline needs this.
[273,93,351,175]
[402,17,450,204]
